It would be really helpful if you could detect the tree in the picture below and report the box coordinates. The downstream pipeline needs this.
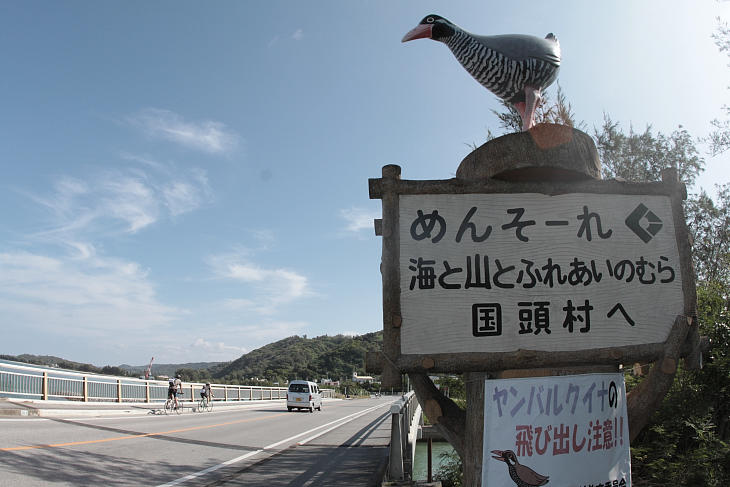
[595,117,704,187]
[469,88,730,485]
[710,18,730,155]
[686,185,730,285]
[489,83,582,136]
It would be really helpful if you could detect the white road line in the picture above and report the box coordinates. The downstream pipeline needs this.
[296,403,389,446]
[156,401,391,487]
[155,450,263,487]
[263,403,387,449]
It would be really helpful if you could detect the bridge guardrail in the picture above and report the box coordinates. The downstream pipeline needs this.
[386,391,422,481]
[0,361,334,403]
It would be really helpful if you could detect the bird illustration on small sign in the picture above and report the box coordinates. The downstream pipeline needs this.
[491,449,550,487]
[402,15,560,132]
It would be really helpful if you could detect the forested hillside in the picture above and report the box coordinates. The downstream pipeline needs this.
[209,332,383,384]
[3,332,383,386]
[119,361,222,378]
[0,354,132,377]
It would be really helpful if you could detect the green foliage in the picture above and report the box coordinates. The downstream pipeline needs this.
[435,375,466,401]
[710,18,730,155]
[490,83,582,135]
[685,185,730,285]
[594,116,704,187]
[434,449,463,487]
[0,354,134,377]
[485,88,730,484]
[121,361,222,379]
[212,332,383,385]
[630,281,730,486]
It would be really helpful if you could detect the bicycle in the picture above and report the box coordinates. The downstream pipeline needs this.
[164,396,183,414]
[198,395,213,412]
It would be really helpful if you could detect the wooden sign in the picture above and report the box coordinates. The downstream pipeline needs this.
[400,193,682,354]
[369,165,695,375]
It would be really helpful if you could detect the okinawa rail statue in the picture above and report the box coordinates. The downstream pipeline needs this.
[367,14,704,486]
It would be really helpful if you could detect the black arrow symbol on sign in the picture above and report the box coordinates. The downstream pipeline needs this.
[625,203,663,243]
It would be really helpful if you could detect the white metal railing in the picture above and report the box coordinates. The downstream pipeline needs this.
[0,361,334,403]
[387,391,422,481]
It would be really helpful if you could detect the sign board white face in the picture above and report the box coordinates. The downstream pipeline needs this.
[482,373,631,487]
[399,193,683,354]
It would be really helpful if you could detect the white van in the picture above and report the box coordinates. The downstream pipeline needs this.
[286,380,322,412]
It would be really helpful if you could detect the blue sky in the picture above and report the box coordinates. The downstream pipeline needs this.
[1,1,728,367]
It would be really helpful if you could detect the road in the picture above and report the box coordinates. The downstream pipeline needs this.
[0,396,394,486]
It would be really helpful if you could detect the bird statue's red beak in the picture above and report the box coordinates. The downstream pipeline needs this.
[402,24,432,42]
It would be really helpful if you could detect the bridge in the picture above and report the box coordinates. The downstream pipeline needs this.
[0,361,426,486]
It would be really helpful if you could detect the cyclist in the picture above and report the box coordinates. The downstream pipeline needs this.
[200,382,213,404]
[167,377,177,408]
[173,374,183,409]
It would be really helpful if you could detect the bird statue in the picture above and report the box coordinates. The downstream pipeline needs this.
[491,450,550,487]
[402,14,560,132]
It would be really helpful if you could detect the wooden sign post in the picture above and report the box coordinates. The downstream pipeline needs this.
[368,125,701,484]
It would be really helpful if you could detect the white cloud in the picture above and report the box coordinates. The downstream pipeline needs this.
[101,177,159,233]
[191,338,247,357]
[292,29,304,41]
[234,321,308,342]
[162,169,210,217]
[127,108,239,154]
[27,164,211,240]
[0,251,180,338]
[223,298,257,310]
[208,252,311,315]
[340,207,378,233]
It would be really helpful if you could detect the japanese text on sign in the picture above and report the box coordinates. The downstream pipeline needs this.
[483,373,632,486]
[399,193,683,355]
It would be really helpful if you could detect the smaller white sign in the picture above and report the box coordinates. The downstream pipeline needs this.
[483,373,631,487]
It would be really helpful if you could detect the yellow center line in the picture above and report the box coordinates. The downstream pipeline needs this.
[1,412,289,452]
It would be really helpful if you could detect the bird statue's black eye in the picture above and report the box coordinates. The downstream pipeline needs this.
[426,17,434,23]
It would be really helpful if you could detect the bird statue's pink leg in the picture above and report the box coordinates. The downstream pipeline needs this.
[513,101,527,126]
[521,87,542,131]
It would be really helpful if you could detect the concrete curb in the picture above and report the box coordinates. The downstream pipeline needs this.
[0,408,40,417]
[0,399,347,419]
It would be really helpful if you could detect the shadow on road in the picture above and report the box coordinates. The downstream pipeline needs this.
[0,447,218,486]
[203,409,391,486]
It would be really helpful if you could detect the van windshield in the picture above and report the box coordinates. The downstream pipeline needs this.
[288,384,308,393]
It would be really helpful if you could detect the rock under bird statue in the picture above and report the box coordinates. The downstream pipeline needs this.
[402,14,560,132]
[491,450,550,487]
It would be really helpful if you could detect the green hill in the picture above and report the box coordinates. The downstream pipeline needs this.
[3,331,383,385]
[119,362,222,379]
[0,354,132,377]
[211,332,383,384]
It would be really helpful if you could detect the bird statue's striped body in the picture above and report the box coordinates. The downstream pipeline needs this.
[402,14,560,131]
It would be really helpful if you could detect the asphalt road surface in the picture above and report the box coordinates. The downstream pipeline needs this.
[0,397,394,486]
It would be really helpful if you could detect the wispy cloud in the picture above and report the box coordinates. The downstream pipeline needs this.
[27,163,211,240]
[0,251,180,338]
[340,207,378,233]
[292,29,304,41]
[162,169,211,217]
[101,177,159,233]
[127,108,239,154]
[191,338,247,358]
[209,251,311,315]
[233,320,308,343]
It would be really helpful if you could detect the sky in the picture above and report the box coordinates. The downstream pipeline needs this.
[1,1,729,367]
